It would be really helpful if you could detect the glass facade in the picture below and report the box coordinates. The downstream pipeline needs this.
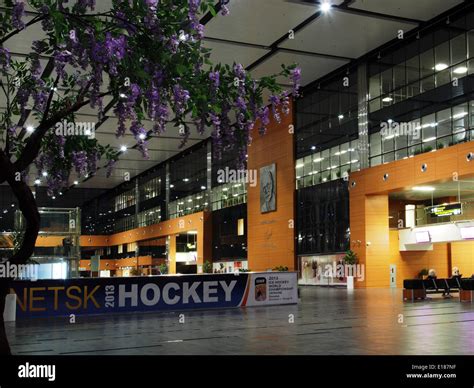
[369,30,474,113]
[296,140,360,189]
[370,100,474,166]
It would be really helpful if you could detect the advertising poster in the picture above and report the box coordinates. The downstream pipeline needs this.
[10,272,298,319]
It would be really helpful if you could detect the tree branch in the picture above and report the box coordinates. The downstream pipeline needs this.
[0,14,46,45]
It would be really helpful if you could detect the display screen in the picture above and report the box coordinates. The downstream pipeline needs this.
[460,226,474,239]
[425,202,462,217]
[415,231,431,243]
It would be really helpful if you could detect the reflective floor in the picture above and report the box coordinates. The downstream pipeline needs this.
[6,287,474,355]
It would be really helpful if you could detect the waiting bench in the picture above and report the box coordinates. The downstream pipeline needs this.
[403,278,467,301]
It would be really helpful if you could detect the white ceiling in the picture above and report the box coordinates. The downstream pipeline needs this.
[0,0,464,190]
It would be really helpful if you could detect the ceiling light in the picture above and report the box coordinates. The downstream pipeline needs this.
[453,66,468,75]
[34,179,41,185]
[42,171,48,177]
[382,97,393,103]
[434,63,448,71]
[119,93,127,98]
[453,112,468,119]
[183,178,189,182]
[26,125,35,133]
[320,2,332,12]
[170,184,174,188]
[73,180,79,185]
[120,145,127,152]
[200,186,206,190]
[311,146,316,150]
[338,114,344,120]
[138,133,146,140]
[412,186,435,192]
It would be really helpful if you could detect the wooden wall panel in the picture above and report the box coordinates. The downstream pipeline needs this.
[451,241,474,278]
[247,101,295,271]
[350,140,474,288]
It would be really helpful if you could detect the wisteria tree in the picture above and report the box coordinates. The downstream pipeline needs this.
[0,0,300,355]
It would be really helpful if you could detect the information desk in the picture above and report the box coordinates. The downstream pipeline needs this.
[9,272,298,319]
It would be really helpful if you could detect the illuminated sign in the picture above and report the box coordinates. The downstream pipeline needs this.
[425,203,462,217]
[415,231,431,243]
[460,226,474,239]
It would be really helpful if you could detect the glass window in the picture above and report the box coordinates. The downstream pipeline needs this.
[451,33,467,65]
[422,114,436,142]
[381,68,393,95]
[369,75,381,99]
[420,49,434,78]
[468,30,474,59]
[393,63,406,90]
[382,133,394,153]
[406,56,419,84]
[370,132,382,157]
[436,108,452,137]
[369,97,380,113]
[453,103,468,134]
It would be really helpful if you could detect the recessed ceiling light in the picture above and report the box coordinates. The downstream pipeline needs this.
[26,125,35,133]
[412,186,435,192]
[138,133,146,140]
[453,66,468,74]
[183,178,189,182]
[200,186,206,190]
[434,63,448,71]
[320,2,332,12]
[42,171,48,177]
[73,180,79,185]
[120,145,127,152]
[338,114,344,119]
[34,179,41,185]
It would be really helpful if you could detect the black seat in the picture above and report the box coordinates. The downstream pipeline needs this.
[423,278,437,290]
[447,277,461,290]
[435,278,449,292]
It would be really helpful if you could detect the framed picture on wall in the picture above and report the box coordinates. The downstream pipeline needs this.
[260,163,276,213]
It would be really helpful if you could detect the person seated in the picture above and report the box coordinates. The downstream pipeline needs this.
[427,268,437,280]
[452,267,462,280]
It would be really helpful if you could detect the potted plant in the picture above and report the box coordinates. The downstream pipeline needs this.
[158,264,168,275]
[203,261,213,274]
[343,250,358,289]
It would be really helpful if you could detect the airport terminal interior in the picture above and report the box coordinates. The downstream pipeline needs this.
[1,0,474,356]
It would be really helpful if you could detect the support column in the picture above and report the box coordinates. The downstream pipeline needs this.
[357,63,370,170]
[167,234,176,274]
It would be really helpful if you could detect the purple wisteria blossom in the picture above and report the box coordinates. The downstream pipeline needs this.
[0,48,10,70]
[291,67,302,96]
[12,1,25,30]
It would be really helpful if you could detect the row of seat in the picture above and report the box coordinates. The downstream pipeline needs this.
[403,278,474,301]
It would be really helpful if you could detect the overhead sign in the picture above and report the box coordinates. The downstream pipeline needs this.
[425,203,462,217]
[10,272,298,319]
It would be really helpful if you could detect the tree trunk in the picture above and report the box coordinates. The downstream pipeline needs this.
[0,280,11,355]
[0,152,40,355]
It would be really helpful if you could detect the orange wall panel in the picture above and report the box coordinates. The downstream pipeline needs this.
[247,100,295,271]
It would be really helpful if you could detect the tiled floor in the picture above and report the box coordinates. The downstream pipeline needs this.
[5,287,474,355]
